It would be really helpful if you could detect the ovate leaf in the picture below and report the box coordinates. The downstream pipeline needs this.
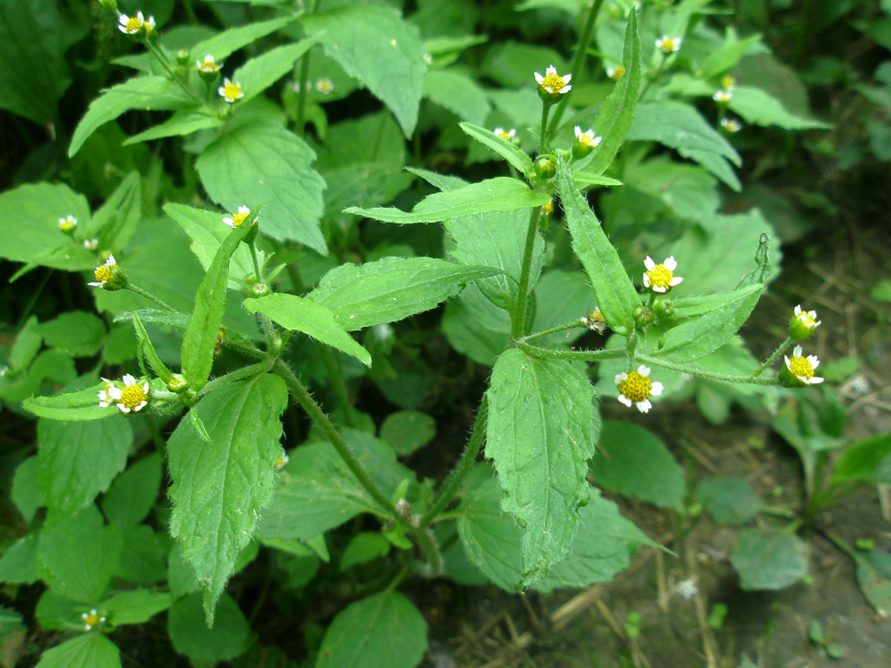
[124,109,222,145]
[101,590,171,626]
[234,36,322,105]
[346,177,549,224]
[697,477,761,526]
[729,86,830,130]
[167,374,287,623]
[168,592,253,661]
[196,121,327,252]
[556,158,640,335]
[309,256,500,330]
[730,527,808,591]
[101,452,163,527]
[485,348,598,584]
[243,294,371,367]
[35,633,121,668]
[459,122,533,173]
[423,70,491,125]
[302,5,426,136]
[830,433,891,486]
[855,551,891,616]
[189,16,297,63]
[317,592,427,668]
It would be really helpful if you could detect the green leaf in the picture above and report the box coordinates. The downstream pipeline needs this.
[24,382,119,422]
[655,284,762,362]
[578,9,641,176]
[0,182,93,271]
[234,36,322,105]
[243,294,371,367]
[131,312,172,382]
[302,5,426,136]
[101,590,171,626]
[258,431,410,541]
[697,477,762,526]
[346,177,549,224]
[459,122,533,173]
[457,474,648,592]
[34,312,106,358]
[486,348,598,584]
[556,157,640,335]
[123,109,222,145]
[196,121,327,252]
[37,416,133,518]
[309,256,500,330]
[831,433,891,486]
[168,374,287,623]
[168,592,253,660]
[90,172,142,253]
[69,76,195,157]
[180,221,253,393]
[0,0,71,124]
[380,411,436,456]
[101,453,162,527]
[189,16,296,63]
[700,31,762,79]
[627,100,741,190]
[423,70,491,124]
[10,315,43,371]
[729,86,831,130]
[730,527,808,590]
[11,457,42,522]
[38,506,122,603]
[317,591,427,668]
[340,532,391,571]
[36,633,121,668]
[115,525,166,586]
[0,535,39,584]
[855,551,891,616]
[591,422,686,510]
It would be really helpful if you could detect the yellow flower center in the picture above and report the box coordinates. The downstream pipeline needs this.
[646,265,674,289]
[94,264,113,283]
[788,357,814,379]
[275,455,288,470]
[82,611,101,627]
[618,371,652,402]
[542,200,554,215]
[722,75,736,89]
[223,82,242,100]
[609,65,625,80]
[124,16,141,32]
[317,79,334,94]
[230,210,249,228]
[796,313,817,328]
[497,130,511,140]
[120,384,148,410]
[661,38,678,52]
[540,72,567,94]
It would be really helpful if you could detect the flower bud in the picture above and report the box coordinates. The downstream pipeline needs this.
[789,305,820,341]
[633,305,655,327]
[533,155,557,180]
[166,373,189,393]
[176,49,190,66]
[653,298,674,320]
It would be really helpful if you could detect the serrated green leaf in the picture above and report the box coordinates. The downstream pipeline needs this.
[24,383,119,422]
[831,433,891,487]
[380,411,436,456]
[101,590,171,626]
[346,177,548,224]
[309,256,500,330]
[89,172,142,254]
[36,633,121,668]
[485,348,599,584]
[700,32,762,79]
[131,312,172,382]
[0,535,39,584]
[729,86,831,130]
[168,592,253,660]
[730,527,808,590]
[69,76,195,157]
[101,453,162,527]
[34,312,106,358]
[124,109,222,145]
[235,36,322,105]
[196,121,327,252]
[243,294,371,367]
[167,374,287,623]
[317,591,427,668]
[0,182,93,271]
[697,476,762,526]
[37,416,132,518]
[38,506,122,603]
[189,16,297,63]
[258,431,411,541]
[459,122,533,173]
[556,158,640,335]
[655,284,762,362]
[592,422,685,510]
[180,221,253,393]
[302,5,426,136]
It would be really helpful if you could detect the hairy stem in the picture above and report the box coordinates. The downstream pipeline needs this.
[636,353,780,386]
[522,318,587,342]
[518,341,626,362]
[751,336,793,377]
[126,283,178,313]
[320,346,354,427]
[511,207,543,339]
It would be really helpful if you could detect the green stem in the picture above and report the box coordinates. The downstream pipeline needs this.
[200,358,276,396]
[751,336,793,377]
[249,241,263,283]
[522,318,587,342]
[320,346,354,427]
[419,399,488,528]
[415,527,443,577]
[126,283,178,313]
[274,360,396,518]
[539,102,552,154]
[295,0,322,135]
[636,353,780,386]
[511,207,543,339]
[547,0,605,139]
[145,40,203,105]
[518,341,626,362]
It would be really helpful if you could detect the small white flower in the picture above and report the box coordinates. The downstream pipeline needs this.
[615,365,664,413]
[494,127,516,141]
[109,374,150,413]
[534,65,572,96]
[606,65,625,81]
[574,126,603,149]
[88,255,117,288]
[144,15,155,36]
[674,577,699,600]
[642,256,684,293]
[80,608,106,632]
[218,78,244,103]
[422,52,433,65]
[315,77,334,95]
[784,345,824,385]
[655,35,682,54]
[58,215,77,233]
[118,11,144,35]
[97,377,116,408]
[222,205,251,229]
[197,54,220,75]
[83,238,99,250]
[720,117,742,133]
[713,89,732,104]
[793,304,821,331]
[275,451,289,471]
